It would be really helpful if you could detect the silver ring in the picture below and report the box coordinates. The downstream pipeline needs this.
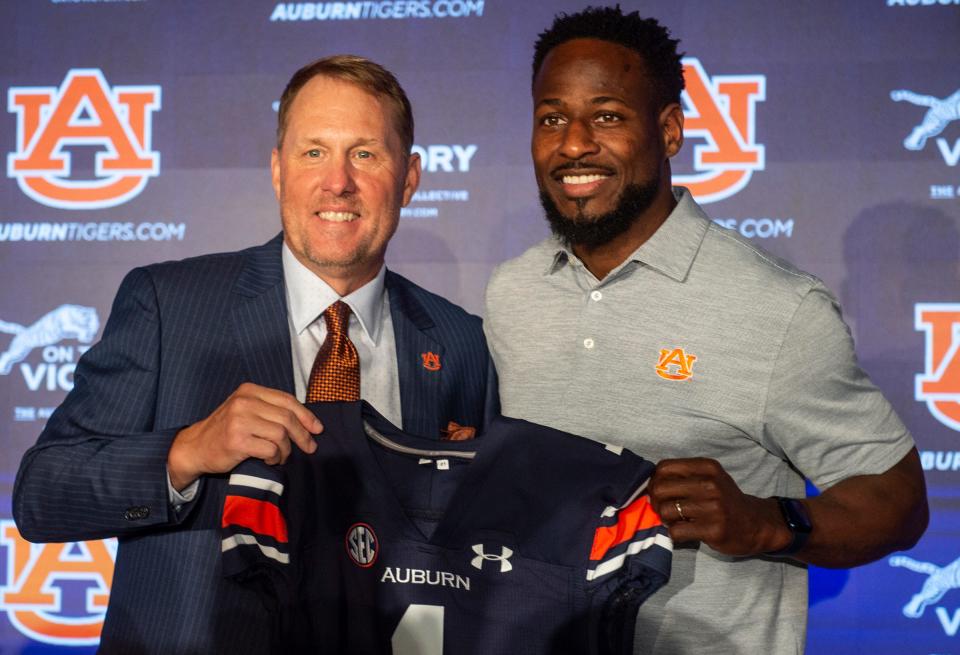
[675,500,687,522]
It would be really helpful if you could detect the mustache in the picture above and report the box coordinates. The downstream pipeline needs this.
[550,161,616,177]
[313,196,361,213]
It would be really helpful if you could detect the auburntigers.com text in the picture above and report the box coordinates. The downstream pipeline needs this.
[0,222,185,242]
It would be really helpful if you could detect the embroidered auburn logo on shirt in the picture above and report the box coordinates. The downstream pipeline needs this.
[656,348,697,381]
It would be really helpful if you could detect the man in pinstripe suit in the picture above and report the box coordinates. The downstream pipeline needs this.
[13,55,496,654]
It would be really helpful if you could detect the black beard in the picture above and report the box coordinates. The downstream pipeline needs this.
[539,180,659,250]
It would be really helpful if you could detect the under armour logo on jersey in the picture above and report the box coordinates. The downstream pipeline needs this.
[471,544,513,573]
[420,351,441,371]
[346,523,378,568]
[656,348,697,381]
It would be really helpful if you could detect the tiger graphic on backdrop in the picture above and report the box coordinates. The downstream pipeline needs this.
[0,305,99,375]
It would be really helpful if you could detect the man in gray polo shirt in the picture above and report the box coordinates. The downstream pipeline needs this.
[484,7,928,653]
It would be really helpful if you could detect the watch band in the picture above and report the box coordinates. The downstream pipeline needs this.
[764,497,812,558]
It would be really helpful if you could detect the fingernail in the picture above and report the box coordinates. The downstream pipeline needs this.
[313,418,323,433]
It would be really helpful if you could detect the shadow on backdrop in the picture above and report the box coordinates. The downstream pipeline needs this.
[841,201,959,435]
[807,202,960,610]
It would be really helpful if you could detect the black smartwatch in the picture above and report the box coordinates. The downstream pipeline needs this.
[764,497,812,558]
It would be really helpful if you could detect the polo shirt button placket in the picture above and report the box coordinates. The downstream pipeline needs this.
[583,288,601,351]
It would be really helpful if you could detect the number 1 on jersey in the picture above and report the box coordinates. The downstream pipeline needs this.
[392,604,444,655]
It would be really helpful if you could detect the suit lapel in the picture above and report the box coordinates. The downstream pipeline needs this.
[387,271,443,439]
[229,234,295,394]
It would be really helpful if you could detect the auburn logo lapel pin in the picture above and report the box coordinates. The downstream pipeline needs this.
[420,351,441,371]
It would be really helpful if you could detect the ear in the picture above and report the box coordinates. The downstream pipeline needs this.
[270,148,282,200]
[400,151,422,207]
[660,103,684,159]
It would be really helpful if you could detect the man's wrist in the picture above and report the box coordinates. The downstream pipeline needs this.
[166,469,200,507]
[167,427,201,491]
[764,497,812,558]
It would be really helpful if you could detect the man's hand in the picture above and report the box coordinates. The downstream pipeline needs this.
[167,383,322,491]
[648,457,790,557]
[649,451,928,566]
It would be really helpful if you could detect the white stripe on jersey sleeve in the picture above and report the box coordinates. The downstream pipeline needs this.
[228,473,284,496]
[221,533,290,564]
[585,533,672,581]
[600,479,650,518]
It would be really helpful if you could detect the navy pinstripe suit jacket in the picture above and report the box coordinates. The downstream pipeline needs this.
[13,234,497,654]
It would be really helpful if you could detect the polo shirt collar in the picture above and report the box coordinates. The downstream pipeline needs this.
[546,186,709,283]
[282,242,386,343]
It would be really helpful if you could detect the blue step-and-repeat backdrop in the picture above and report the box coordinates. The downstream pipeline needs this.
[1,1,958,652]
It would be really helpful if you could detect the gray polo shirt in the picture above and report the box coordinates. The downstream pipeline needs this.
[484,187,914,654]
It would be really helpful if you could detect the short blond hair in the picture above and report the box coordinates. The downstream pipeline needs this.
[276,54,414,153]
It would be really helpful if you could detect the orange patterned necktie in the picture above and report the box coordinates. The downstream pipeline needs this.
[306,300,360,402]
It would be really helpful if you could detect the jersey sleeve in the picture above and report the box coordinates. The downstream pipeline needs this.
[221,457,290,579]
[586,485,671,584]
[586,478,672,585]
[585,464,672,655]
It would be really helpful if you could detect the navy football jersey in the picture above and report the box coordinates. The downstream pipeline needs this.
[221,402,670,655]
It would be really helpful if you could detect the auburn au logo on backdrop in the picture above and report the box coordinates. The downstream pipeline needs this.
[676,58,766,204]
[916,303,960,431]
[0,520,116,645]
[7,68,161,210]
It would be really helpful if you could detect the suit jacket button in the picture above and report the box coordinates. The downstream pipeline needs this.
[124,506,150,521]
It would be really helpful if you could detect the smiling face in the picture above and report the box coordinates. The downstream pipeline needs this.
[272,75,420,294]
[532,38,682,251]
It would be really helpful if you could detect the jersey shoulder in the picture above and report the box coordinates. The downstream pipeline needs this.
[463,416,664,568]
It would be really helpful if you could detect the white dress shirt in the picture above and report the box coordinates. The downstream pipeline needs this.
[281,242,402,425]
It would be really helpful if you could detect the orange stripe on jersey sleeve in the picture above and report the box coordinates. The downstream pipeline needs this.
[589,495,662,561]
[222,495,288,543]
